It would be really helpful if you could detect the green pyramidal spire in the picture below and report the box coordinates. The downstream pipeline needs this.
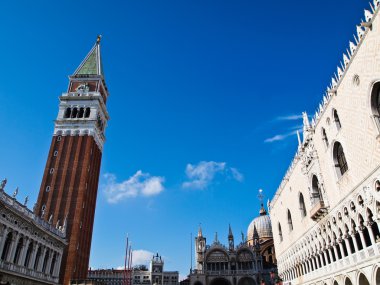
[73,35,104,77]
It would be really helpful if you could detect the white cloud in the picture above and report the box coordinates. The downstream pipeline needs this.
[131,250,155,266]
[115,250,155,269]
[264,129,299,143]
[182,161,243,190]
[103,171,165,203]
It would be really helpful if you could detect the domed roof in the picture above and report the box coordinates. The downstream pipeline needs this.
[247,205,273,239]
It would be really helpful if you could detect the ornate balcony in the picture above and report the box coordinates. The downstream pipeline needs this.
[310,200,328,221]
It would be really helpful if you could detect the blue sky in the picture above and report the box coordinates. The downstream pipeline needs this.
[0,0,367,278]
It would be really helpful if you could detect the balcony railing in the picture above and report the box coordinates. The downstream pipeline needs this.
[0,260,59,284]
[310,200,327,221]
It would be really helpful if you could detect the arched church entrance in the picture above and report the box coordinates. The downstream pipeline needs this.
[209,278,231,285]
[237,277,256,285]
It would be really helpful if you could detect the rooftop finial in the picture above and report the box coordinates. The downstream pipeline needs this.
[257,189,264,203]
[97,34,102,44]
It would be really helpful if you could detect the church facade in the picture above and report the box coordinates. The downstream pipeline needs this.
[269,1,380,285]
[189,226,275,285]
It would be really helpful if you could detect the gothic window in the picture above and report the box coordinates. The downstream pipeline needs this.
[46,186,50,192]
[311,175,323,204]
[322,128,329,148]
[333,142,348,177]
[71,107,78,118]
[85,107,91,118]
[333,109,341,130]
[54,150,58,156]
[49,168,54,174]
[64,108,71,118]
[57,136,61,142]
[287,210,293,232]
[370,82,380,132]
[299,193,307,218]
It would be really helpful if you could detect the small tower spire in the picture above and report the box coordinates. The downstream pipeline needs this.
[228,224,234,251]
[198,224,203,237]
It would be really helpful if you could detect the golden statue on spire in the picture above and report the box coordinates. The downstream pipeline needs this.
[97,34,102,44]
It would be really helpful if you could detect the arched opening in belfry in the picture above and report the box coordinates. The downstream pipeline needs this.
[85,107,91,118]
[78,107,84,118]
[1,232,12,261]
[358,273,370,285]
[71,107,78,118]
[209,278,231,285]
[64,107,71,118]
[237,277,256,285]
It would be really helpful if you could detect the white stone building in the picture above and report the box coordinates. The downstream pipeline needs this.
[0,180,66,285]
[268,1,380,285]
[88,253,179,285]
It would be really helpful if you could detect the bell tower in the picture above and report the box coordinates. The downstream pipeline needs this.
[195,226,206,271]
[36,36,109,285]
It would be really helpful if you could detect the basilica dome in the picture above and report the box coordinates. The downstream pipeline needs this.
[247,205,273,239]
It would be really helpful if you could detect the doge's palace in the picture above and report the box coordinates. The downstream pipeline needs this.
[269,1,380,285]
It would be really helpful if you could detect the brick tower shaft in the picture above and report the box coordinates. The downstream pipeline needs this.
[36,37,109,285]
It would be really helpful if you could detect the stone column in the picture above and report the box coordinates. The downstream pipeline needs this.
[323,251,329,266]
[367,224,378,253]
[37,246,47,272]
[351,233,359,253]
[18,237,29,266]
[333,244,339,261]
[310,257,315,271]
[358,230,367,249]
[54,253,62,277]
[338,241,345,258]
[45,249,54,275]
[29,243,38,270]
[328,247,334,263]
[0,227,9,257]
[343,238,352,255]
[6,232,18,263]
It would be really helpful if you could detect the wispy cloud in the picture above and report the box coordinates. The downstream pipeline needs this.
[103,171,165,203]
[264,129,299,143]
[275,114,303,121]
[182,161,243,190]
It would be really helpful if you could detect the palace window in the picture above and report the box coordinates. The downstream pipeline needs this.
[322,128,329,148]
[370,82,380,133]
[333,109,341,131]
[333,141,348,177]
[287,210,293,232]
[311,175,323,204]
[278,223,283,242]
[299,193,307,218]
